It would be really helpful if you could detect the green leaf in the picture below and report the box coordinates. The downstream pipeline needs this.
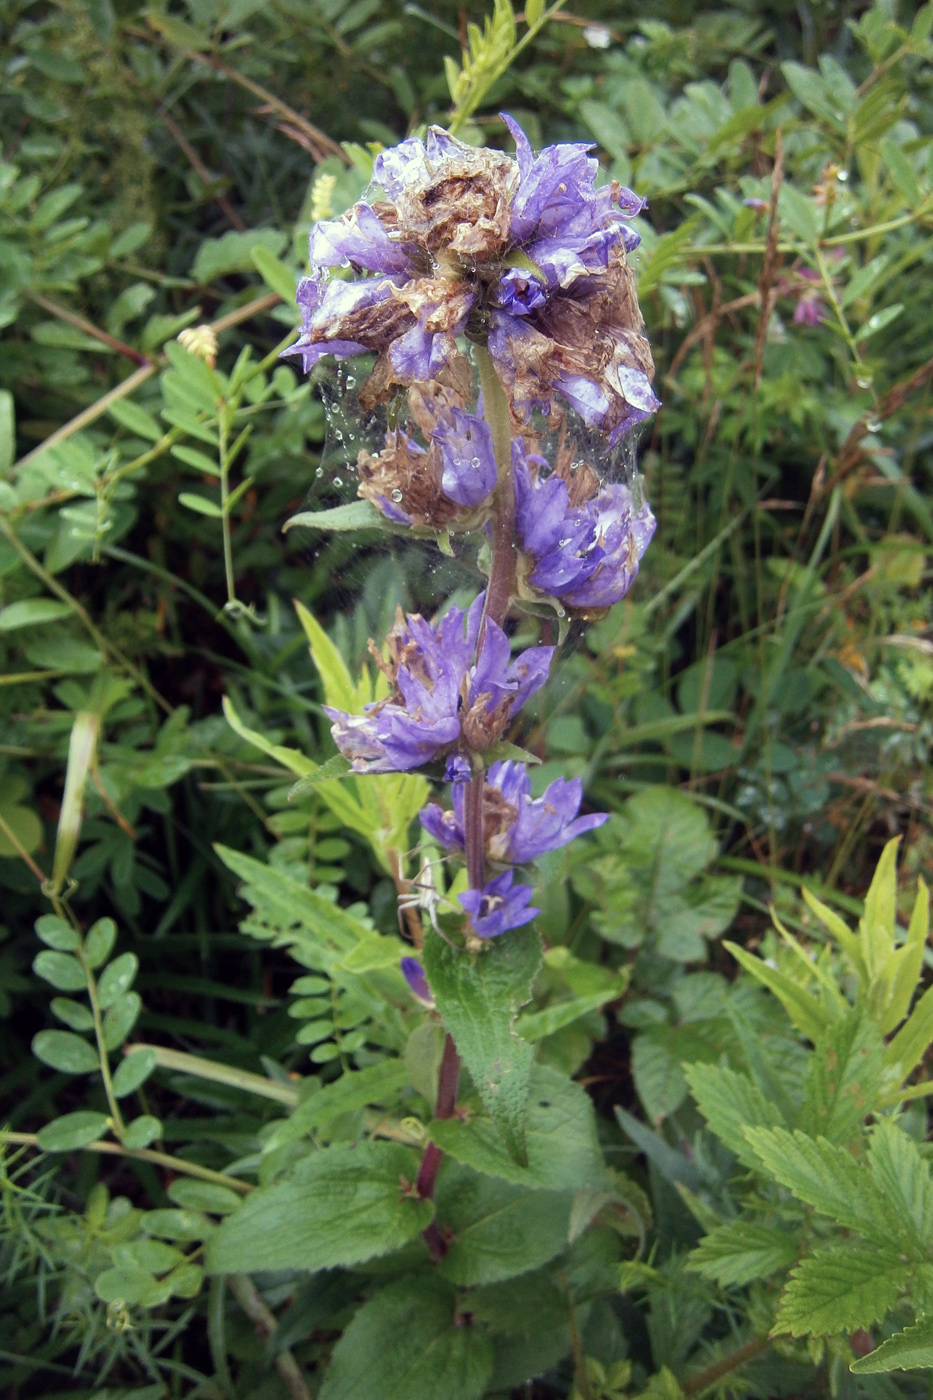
[0,599,73,630]
[204,1142,434,1274]
[36,1111,109,1151]
[851,1317,933,1373]
[684,1063,786,1168]
[35,915,80,952]
[868,1118,933,1253]
[687,1219,799,1286]
[263,1061,410,1152]
[861,836,899,978]
[885,983,933,1086]
[802,1011,883,1142]
[192,228,288,284]
[142,1208,211,1241]
[107,398,163,442]
[112,1046,156,1097]
[97,952,138,1008]
[293,598,361,714]
[286,754,355,795]
[422,924,540,1166]
[515,987,621,1043]
[437,1164,572,1285]
[319,1276,493,1400]
[251,245,298,303]
[51,997,94,1031]
[742,1127,898,1240]
[880,137,922,208]
[95,1266,162,1307]
[723,941,829,1041]
[102,991,142,1049]
[776,1243,910,1338]
[858,304,904,341]
[0,389,15,474]
[178,491,223,518]
[430,1065,608,1190]
[284,500,387,533]
[146,11,212,51]
[84,917,117,969]
[168,1180,243,1214]
[116,1239,183,1275]
[32,1029,99,1074]
[340,932,408,972]
[123,1115,162,1150]
[881,876,929,1034]
[33,950,87,992]
[172,445,220,476]
[221,695,317,778]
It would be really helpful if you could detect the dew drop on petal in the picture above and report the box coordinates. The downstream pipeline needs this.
[315,467,323,478]
[391,488,403,501]
[333,476,343,487]
[471,456,481,468]
[346,376,356,388]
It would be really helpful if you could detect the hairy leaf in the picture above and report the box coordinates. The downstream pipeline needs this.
[851,1317,933,1373]
[776,1243,910,1338]
[685,1062,786,1168]
[801,1010,883,1142]
[687,1219,799,1286]
[742,1127,898,1241]
[437,1163,572,1285]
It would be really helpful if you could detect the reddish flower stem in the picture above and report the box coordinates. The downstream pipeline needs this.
[418,346,515,1261]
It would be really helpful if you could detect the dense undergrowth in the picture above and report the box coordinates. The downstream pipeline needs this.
[1,0,932,1395]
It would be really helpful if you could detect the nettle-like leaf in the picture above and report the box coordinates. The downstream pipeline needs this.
[801,1010,884,1142]
[423,923,540,1166]
[684,1063,786,1169]
[867,1118,933,1252]
[851,1317,933,1374]
[204,1142,434,1275]
[573,788,740,961]
[775,1243,911,1338]
[687,1219,799,1286]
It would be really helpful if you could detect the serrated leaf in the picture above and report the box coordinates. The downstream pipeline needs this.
[861,836,899,978]
[319,1276,492,1400]
[688,1220,799,1286]
[724,940,829,1041]
[204,1142,433,1274]
[851,1317,933,1373]
[684,1062,786,1168]
[431,1065,607,1190]
[742,1127,898,1241]
[422,925,540,1166]
[868,1118,933,1253]
[883,877,929,1034]
[36,1111,109,1152]
[284,500,386,533]
[776,1244,910,1338]
[802,1011,883,1142]
[437,1164,572,1285]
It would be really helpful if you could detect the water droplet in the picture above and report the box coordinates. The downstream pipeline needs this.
[346,375,356,388]
[453,457,461,466]
[315,467,323,478]
[856,375,873,389]
[556,606,565,617]
[836,169,848,182]
[333,476,343,487]
[334,430,344,441]
[867,419,882,433]
[391,488,403,501]
[558,538,570,548]
[470,456,481,468]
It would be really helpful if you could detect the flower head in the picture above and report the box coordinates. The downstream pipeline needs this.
[285,117,657,444]
[458,868,538,939]
[325,596,553,773]
[400,956,434,1005]
[513,444,656,612]
[421,759,608,863]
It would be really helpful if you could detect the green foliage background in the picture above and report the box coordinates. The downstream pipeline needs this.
[1,0,932,1395]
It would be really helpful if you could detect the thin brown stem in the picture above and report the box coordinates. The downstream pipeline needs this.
[682,1335,772,1395]
[463,773,486,891]
[27,292,150,365]
[0,1130,253,1193]
[417,1032,461,1260]
[227,1274,312,1400]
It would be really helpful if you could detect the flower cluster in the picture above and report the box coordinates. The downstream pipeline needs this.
[287,117,658,444]
[291,117,658,955]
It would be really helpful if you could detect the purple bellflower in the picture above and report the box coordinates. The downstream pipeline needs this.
[324,596,553,774]
[459,868,539,940]
[421,759,608,863]
[285,119,657,444]
[400,956,434,1005]
[513,448,656,612]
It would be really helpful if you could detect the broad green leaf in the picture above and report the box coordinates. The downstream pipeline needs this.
[142,1208,212,1241]
[222,695,317,777]
[776,1244,910,1338]
[684,1063,785,1169]
[687,1220,799,1286]
[24,636,104,674]
[33,950,87,992]
[84,917,117,969]
[423,924,540,1165]
[115,1239,183,1275]
[319,1276,493,1400]
[340,932,408,972]
[95,1266,162,1307]
[192,228,288,284]
[168,1180,243,1214]
[123,1115,163,1150]
[802,1011,883,1142]
[102,990,142,1050]
[724,941,829,1041]
[851,1317,933,1373]
[146,11,212,50]
[204,1142,433,1273]
[36,1111,109,1151]
[742,1127,898,1241]
[97,952,138,1008]
[284,501,387,534]
[430,1065,608,1190]
[437,1163,572,1285]
[0,599,73,630]
[51,997,94,1031]
[515,987,620,1043]
[32,1029,99,1074]
[263,1061,410,1153]
[112,1045,156,1097]
[868,1118,933,1253]
[35,915,80,952]
[860,836,899,979]
[251,245,298,303]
